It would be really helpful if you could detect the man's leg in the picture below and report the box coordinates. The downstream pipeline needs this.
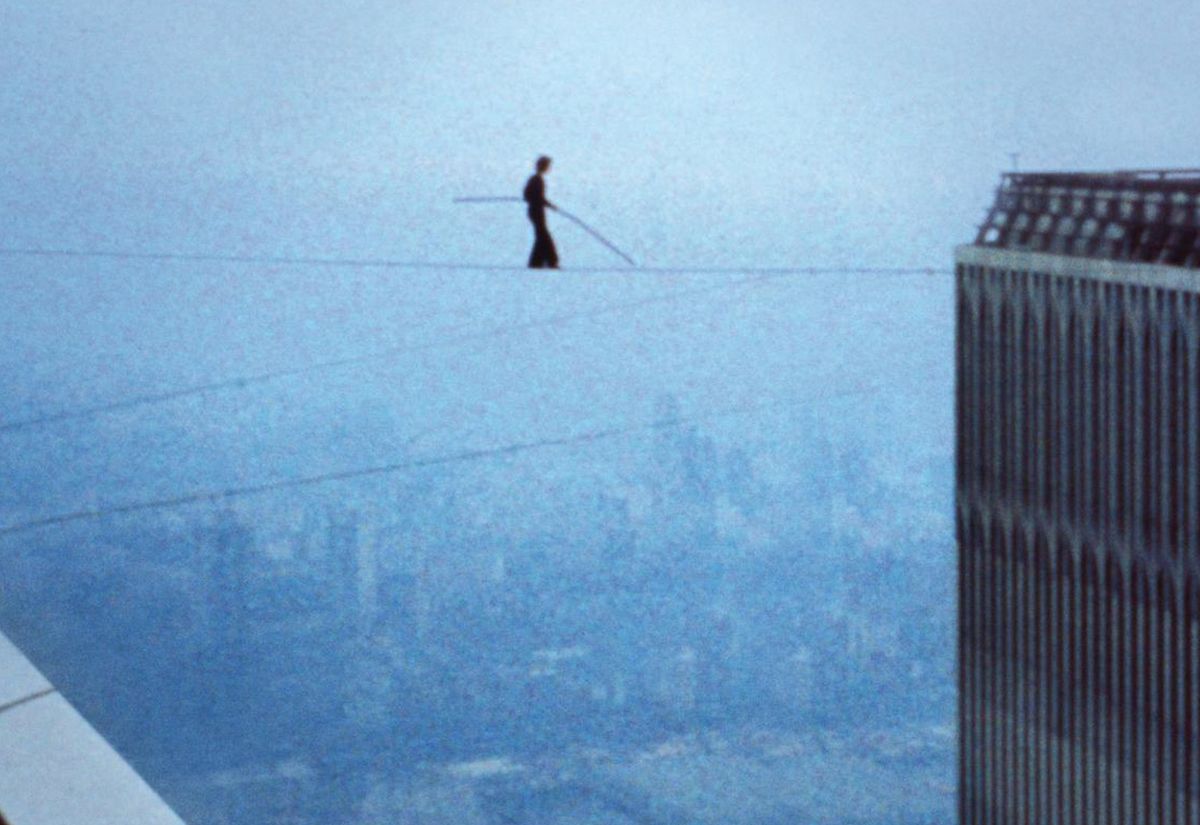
[529,219,545,268]
[531,218,555,269]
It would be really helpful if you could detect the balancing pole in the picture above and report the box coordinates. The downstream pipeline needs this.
[453,197,637,267]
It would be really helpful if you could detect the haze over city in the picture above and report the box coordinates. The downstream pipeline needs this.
[1,1,1196,822]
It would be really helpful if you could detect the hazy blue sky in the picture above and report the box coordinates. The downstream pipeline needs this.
[0,0,1195,512]
[4,0,1197,269]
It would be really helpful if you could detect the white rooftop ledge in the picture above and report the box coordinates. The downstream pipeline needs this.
[0,635,51,713]
[0,631,185,825]
[956,244,1200,293]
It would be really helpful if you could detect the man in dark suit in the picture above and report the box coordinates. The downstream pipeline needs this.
[523,156,559,268]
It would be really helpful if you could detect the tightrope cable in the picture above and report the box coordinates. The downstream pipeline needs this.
[454,195,637,266]
[0,247,525,272]
[0,245,949,276]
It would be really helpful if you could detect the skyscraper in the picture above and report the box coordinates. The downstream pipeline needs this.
[957,170,1200,824]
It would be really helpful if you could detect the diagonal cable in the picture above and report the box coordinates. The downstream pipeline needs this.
[0,271,793,434]
[0,385,874,538]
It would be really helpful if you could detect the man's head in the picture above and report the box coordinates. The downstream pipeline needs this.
[536,155,552,174]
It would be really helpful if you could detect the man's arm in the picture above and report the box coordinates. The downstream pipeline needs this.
[531,176,554,209]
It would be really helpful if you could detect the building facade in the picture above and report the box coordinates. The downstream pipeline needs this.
[957,170,1200,824]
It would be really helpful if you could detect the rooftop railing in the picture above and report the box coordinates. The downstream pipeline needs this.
[975,169,1200,268]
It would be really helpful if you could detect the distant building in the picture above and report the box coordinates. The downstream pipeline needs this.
[202,508,254,652]
[764,647,815,713]
[648,645,699,714]
[957,170,1200,823]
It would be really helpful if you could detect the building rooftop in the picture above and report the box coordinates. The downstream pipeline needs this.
[974,168,1200,268]
[0,632,185,825]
